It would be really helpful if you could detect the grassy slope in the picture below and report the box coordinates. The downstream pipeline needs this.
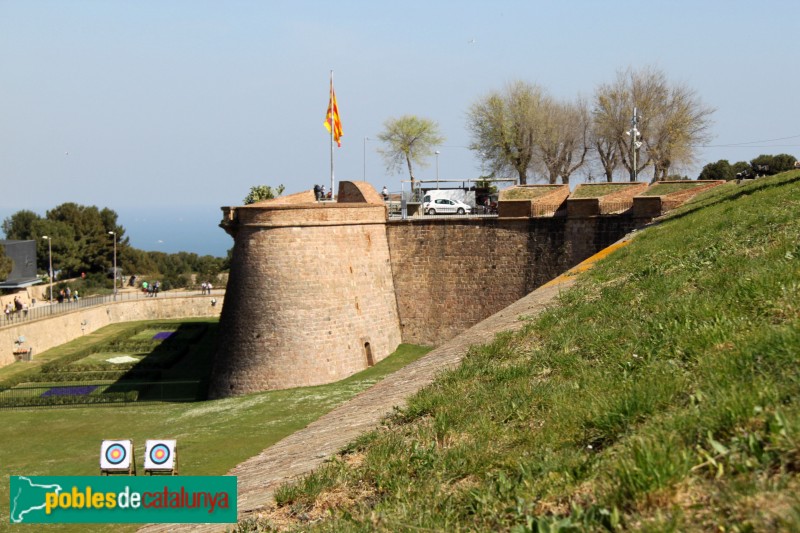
[260,171,800,532]
[640,182,705,196]
[0,324,430,533]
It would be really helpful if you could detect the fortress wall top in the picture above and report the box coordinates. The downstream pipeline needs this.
[221,203,387,235]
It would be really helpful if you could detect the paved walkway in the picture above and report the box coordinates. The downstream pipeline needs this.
[140,239,631,533]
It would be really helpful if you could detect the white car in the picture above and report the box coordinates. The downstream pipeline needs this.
[424,198,472,215]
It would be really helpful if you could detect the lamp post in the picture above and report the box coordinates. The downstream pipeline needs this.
[108,231,117,300]
[435,150,440,189]
[42,236,53,302]
[626,107,642,182]
[363,136,369,180]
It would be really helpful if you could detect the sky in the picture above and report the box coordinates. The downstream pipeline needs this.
[1,1,799,255]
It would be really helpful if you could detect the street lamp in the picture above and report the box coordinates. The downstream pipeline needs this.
[41,236,53,302]
[435,150,440,189]
[626,107,642,181]
[108,231,117,299]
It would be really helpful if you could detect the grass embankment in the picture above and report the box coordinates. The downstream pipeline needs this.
[0,321,430,533]
[640,182,707,196]
[257,171,800,531]
[570,183,640,198]
[502,186,561,200]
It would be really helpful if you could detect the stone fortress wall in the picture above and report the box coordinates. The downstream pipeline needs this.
[388,215,641,346]
[208,183,402,398]
[209,180,693,397]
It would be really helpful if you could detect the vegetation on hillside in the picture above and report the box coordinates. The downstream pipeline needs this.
[501,186,561,200]
[570,183,640,198]
[699,154,797,181]
[639,181,706,196]
[252,171,800,531]
[1,203,227,291]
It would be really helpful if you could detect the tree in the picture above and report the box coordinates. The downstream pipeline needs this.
[243,184,285,205]
[750,154,798,176]
[698,160,734,181]
[593,66,715,182]
[535,97,591,184]
[592,81,628,181]
[2,210,40,240]
[0,246,12,280]
[377,115,444,186]
[45,203,129,276]
[467,81,545,185]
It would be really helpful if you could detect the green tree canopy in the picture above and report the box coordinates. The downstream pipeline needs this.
[750,154,797,176]
[0,246,12,280]
[2,203,129,278]
[243,184,285,205]
[377,115,444,185]
[1,209,40,240]
[698,159,734,181]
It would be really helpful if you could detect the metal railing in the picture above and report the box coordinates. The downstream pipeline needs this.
[1,289,225,329]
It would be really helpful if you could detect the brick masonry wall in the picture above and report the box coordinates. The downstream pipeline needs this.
[0,296,223,367]
[209,220,402,397]
[387,218,567,345]
[387,215,645,346]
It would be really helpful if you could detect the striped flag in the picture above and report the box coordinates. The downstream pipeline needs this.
[324,78,343,147]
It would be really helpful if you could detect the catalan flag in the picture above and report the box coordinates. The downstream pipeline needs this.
[324,78,343,147]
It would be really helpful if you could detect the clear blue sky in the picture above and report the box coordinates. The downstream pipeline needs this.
[1,1,799,251]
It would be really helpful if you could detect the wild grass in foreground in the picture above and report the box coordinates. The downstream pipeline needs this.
[251,171,800,532]
[0,329,430,533]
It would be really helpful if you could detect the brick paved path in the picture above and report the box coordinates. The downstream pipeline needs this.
[141,240,630,532]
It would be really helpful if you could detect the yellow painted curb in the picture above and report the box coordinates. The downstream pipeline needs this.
[541,239,631,288]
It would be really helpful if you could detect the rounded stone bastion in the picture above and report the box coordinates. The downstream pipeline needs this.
[208,182,402,398]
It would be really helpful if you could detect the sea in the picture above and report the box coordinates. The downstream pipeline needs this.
[0,205,232,258]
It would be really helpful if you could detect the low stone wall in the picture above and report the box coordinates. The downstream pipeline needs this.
[0,296,224,368]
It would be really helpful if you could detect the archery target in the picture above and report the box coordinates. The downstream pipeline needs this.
[144,439,176,470]
[100,440,132,470]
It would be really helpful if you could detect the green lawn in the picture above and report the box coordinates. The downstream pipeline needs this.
[0,318,430,532]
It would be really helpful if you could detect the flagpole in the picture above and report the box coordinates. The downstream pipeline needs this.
[330,70,335,200]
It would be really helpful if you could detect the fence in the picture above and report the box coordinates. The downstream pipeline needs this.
[1,289,225,329]
[0,380,204,409]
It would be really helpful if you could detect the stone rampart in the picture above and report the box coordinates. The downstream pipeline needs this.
[209,181,655,397]
[209,198,402,397]
[0,296,223,367]
[386,214,642,345]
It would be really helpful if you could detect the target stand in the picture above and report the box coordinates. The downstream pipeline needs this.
[144,439,178,476]
[100,439,136,476]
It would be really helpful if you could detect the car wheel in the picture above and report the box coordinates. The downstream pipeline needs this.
[427,208,436,215]
[457,208,465,215]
